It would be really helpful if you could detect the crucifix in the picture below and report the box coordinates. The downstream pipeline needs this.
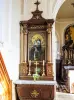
[34,0,40,10]
[34,61,39,74]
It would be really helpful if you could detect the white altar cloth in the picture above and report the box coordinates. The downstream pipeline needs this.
[14,80,56,85]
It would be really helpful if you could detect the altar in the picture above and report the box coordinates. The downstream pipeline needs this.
[15,0,55,100]
[15,80,56,100]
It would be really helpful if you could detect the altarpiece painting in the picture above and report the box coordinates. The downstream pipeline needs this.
[28,32,46,61]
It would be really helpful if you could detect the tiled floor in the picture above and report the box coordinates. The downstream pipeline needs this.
[56,92,74,100]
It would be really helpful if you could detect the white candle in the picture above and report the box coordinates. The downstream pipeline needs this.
[43,60,45,66]
[29,60,31,66]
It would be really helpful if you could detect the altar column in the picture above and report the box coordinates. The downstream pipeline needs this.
[47,23,52,62]
[19,23,28,78]
[23,24,28,63]
[47,23,53,79]
[20,25,24,63]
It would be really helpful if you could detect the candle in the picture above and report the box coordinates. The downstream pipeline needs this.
[29,60,31,66]
[43,60,45,66]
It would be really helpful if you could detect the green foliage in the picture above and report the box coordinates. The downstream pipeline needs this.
[33,67,40,81]
[35,67,40,73]
[33,73,40,81]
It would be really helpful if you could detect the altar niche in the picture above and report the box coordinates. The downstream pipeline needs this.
[19,0,54,81]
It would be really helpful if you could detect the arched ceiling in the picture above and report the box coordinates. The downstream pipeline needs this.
[57,0,74,19]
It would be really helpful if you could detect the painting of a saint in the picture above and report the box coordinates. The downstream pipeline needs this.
[65,25,74,44]
[28,33,45,61]
[62,25,74,50]
[65,28,73,46]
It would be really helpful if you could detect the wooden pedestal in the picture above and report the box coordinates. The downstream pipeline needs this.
[19,63,28,76]
[19,62,53,80]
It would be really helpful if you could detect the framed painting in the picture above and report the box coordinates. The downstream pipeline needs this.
[28,31,46,61]
[65,25,74,44]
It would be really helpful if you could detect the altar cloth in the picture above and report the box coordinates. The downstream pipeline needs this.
[14,80,56,85]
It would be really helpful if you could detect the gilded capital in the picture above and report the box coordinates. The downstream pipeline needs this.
[20,25,24,34]
[47,24,52,34]
[23,24,28,34]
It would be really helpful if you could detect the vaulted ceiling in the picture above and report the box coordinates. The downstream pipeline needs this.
[57,0,74,19]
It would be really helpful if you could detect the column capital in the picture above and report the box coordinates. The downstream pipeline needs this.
[20,25,24,34]
[23,24,28,34]
[47,23,52,34]
[23,24,27,29]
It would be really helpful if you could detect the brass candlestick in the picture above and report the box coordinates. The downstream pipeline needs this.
[28,60,31,76]
[42,60,45,76]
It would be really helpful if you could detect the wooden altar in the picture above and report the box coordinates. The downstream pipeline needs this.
[15,0,55,100]
[15,80,55,100]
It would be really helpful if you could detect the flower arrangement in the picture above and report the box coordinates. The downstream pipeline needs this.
[33,73,40,81]
[33,68,40,81]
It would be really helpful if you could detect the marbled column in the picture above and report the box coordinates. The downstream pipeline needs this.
[23,24,27,63]
[47,23,52,62]
[20,25,24,63]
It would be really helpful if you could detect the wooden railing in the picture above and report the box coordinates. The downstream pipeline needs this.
[0,52,12,100]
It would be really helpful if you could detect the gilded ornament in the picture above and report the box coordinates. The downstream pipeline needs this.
[31,90,39,98]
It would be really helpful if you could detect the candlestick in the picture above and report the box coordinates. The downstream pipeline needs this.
[29,60,31,66]
[43,60,45,66]
[42,60,45,76]
[28,60,31,76]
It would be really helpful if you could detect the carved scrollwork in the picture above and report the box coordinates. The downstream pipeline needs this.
[19,63,28,76]
[32,15,42,20]
[30,25,45,30]
[23,24,28,34]
[46,63,53,78]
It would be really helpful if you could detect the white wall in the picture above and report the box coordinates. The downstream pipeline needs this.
[23,0,55,20]
[0,0,60,81]
[0,0,21,81]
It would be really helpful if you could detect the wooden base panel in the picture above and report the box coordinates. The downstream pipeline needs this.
[16,84,54,100]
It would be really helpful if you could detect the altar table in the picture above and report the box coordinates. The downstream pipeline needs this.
[15,80,56,100]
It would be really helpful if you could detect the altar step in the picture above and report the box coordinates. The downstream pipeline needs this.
[56,92,74,100]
